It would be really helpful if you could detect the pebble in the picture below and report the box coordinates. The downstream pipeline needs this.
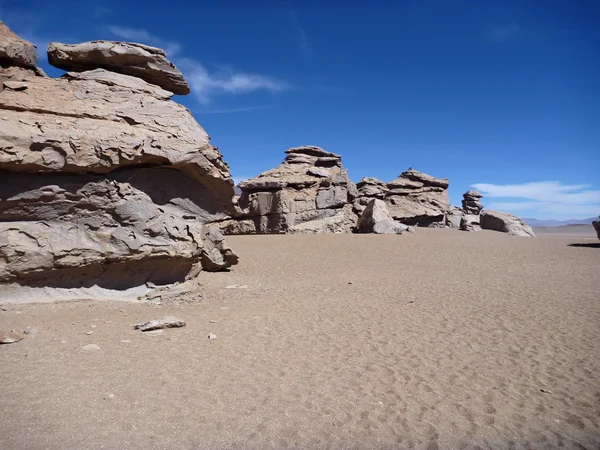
[145,330,164,335]
[82,344,101,352]
[23,327,39,335]
[208,333,217,340]
[120,340,131,343]
[209,320,217,323]
[0,330,23,344]
[85,331,94,335]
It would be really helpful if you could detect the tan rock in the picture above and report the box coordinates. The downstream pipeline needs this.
[0,21,37,69]
[480,211,535,237]
[47,40,190,95]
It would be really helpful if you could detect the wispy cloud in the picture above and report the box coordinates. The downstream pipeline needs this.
[488,23,521,42]
[107,25,181,57]
[107,26,288,104]
[472,181,600,219]
[287,8,309,52]
[177,58,288,105]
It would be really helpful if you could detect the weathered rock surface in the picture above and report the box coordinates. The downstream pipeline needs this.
[385,168,451,227]
[462,190,483,215]
[353,177,389,214]
[0,25,238,302]
[480,211,535,237]
[228,146,358,234]
[0,21,38,69]
[460,214,482,232]
[357,199,412,235]
[593,217,600,240]
[47,41,189,95]
[445,207,464,229]
[134,316,186,331]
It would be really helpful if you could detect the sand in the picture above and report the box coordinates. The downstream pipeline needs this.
[1,229,599,449]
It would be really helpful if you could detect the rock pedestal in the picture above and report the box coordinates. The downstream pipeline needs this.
[462,190,483,215]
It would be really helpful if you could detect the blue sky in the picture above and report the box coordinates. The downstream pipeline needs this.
[2,0,599,219]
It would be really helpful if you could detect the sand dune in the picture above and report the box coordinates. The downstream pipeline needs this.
[1,229,599,449]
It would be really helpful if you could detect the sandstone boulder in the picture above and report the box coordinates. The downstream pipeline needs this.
[480,211,535,237]
[356,199,412,235]
[384,168,451,227]
[353,177,389,214]
[47,40,189,95]
[593,217,600,240]
[0,21,38,69]
[228,146,358,234]
[0,27,237,302]
[462,190,483,215]
[445,207,464,229]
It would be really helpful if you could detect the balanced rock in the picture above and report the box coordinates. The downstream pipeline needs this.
[0,21,38,69]
[385,168,451,227]
[229,146,358,234]
[462,190,483,215]
[593,217,600,240]
[357,199,413,235]
[48,40,190,95]
[0,26,238,302]
[480,211,535,237]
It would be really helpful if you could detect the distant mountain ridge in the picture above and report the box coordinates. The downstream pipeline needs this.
[523,217,597,227]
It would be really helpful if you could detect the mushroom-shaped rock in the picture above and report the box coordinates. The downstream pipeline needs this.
[480,211,535,237]
[47,40,190,95]
[0,21,38,69]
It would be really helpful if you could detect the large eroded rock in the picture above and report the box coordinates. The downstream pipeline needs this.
[0,21,37,69]
[228,146,358,234]
[384,168,451,227]
[48,41,190,95]
[357,199,412,235]
[480,210,535,237]
[0,29,237,302]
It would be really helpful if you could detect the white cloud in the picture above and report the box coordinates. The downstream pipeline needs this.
[472,181,600,220]
[177,58,288,105]
[488,24,521,42]
[106,26,288,104]
[107,25,181,57]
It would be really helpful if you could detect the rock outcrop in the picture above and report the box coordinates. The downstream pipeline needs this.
[460,215,482,232]
[230,146,358,234]
[48,41,190,95]
[357,199,413,235]
[593,217,600,240]
[353,177,389,214]
[0,21,38,69]
[0,25,237,302]
[385,169,451,227]
[462,190,483,215]
[480,211,535,237]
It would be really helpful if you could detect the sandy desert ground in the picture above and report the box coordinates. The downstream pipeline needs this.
[1,229,599,450]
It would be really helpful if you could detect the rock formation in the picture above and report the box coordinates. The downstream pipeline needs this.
[48,41,189,95]
[0,26,237,302]
[480,211,536,237]
[460,215,482,232]
[353,177,389,214]
[0,21,38,70]
[226,146,358,234]
[357,199,413,235]
[384,169,451,227]
[593,217,600,240]
[461,190,483,215]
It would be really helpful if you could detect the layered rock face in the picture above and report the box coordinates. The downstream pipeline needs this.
[227,146,358,234]
[592,217,600,240]
[0,27,237,301]
[480,211,536,237]
[353,177,389,214]
[384,169,451,227]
